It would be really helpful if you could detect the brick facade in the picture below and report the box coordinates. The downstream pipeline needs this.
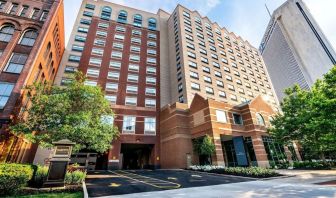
[160,94,300,168]
[0,0,65,163]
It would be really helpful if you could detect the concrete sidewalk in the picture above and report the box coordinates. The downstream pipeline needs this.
[99,170,336,198]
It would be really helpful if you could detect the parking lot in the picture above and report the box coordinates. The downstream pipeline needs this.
[85,169,255,197]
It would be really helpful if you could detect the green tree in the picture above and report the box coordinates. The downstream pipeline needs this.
[269,66,336,159]
[192,135,216,164]
[10,72,119,153]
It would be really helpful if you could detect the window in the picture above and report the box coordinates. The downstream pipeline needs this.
[188,61,197,68]
[8,3,18,15]
[204,76,212,83]
[108,71,119,80]
[148,18,157,30]
[69,55,81,62]
[147,49,156,55]
[146,87,156,96]
[111,51,122,59]
[126,85,138,93]
[130,46,140,53]
[0,82,14,109]
[191,82,200,90]
[114,34,125,41]
[84,80,97,86]
[131,37,141,44]
[113,42,123,49]
[233,113,243,125]
[205,87,214,94]
[105,95,116,104]
[81,18,92,25]
[146,66,156,74]
[146,77,156,85]
[217,80,224,87]
[106,83,118,91]
[91,48,104,56]
[231,94,237,101]
[215,71,222,78]
[203,66,210,73]
[147,58,156,64]
[148,33,156,40]
[94,39,105,46]
[83,11,93,17]
[98,22,109,29]
[145,99,156,108]
[101,6,112,20]
[201,57,208,63]
[256,113,265,126]
[31,8,40,19]
[89,57,102,66]
[130,54,140,62]
[85,3,95,10]
[133,14,142,27]
[127,74,138,82]
[118,10,127,23]
[125,97,137,106]
[219,91,226,98]
[40,10,49,21]
[127,64,138,72]
[78,27,88,33]
[5,53,27,73]
[132,29,141,36]
[190,71,199,79]
[0,1,6,11]
[20,5,29,17]
[97,31,107,38]
[116,26,126,32]
[72,45,84,52]
[228,84,235,91]
[147,41,156,47]
[144,117,156,134]
[87,68,99,77]
[216,110,227,123]
[0,25,14,42]
[75,35,86,42]
[123,116,136,133]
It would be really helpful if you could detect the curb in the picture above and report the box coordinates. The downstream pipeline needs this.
[83,181,89,198]
[182,170,257,180]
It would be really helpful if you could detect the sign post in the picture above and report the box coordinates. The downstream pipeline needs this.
[43,139,75,187]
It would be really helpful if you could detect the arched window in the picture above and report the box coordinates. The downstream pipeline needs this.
[19,29,38,46]
[133,14,142,27]
[0,25,15,42]
[256,113,265,126]
[101,6,112,20]
[118,10,127,23]
[148,18,157,30]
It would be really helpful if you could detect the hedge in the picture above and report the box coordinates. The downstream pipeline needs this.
[189,165,279,178]
[0,163,34,196]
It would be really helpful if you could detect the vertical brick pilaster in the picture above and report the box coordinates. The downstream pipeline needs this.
[212,135,225,166]
[252,134,269,168]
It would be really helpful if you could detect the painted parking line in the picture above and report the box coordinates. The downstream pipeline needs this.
[109,170,181,190]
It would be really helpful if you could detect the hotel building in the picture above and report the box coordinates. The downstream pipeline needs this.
[56,0,300,169]
[0,0,65,163]
[260,0,336,101]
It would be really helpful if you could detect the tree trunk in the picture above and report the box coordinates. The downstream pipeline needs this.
[320,152,326,162]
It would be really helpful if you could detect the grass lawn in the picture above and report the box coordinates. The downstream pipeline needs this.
[11,192,83,198]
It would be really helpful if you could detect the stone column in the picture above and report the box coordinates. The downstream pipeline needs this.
[251,134,269,168]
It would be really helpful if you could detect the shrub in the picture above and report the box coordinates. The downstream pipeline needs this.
[33,165,49,187]
[65,170,86,185]
[293,161,333,170]
[188,165,279,178]
[0,163,34,196]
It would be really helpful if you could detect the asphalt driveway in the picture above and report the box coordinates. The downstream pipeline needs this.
[85,169,255,197]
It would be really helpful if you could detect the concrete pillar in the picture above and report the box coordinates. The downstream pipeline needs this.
[107,141,121,170]
[251,134,269,168]
[212,135,225,166]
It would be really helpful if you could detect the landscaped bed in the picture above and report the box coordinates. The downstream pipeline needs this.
[0,163,86,197]
[187,165,281,178]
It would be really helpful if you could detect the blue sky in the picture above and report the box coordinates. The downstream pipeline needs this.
[64,0,336,49]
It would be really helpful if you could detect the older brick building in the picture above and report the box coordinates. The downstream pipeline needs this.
[0,0,65,163]
[160,94,301,168]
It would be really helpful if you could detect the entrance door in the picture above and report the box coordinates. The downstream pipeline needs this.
[121,144,154,169]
